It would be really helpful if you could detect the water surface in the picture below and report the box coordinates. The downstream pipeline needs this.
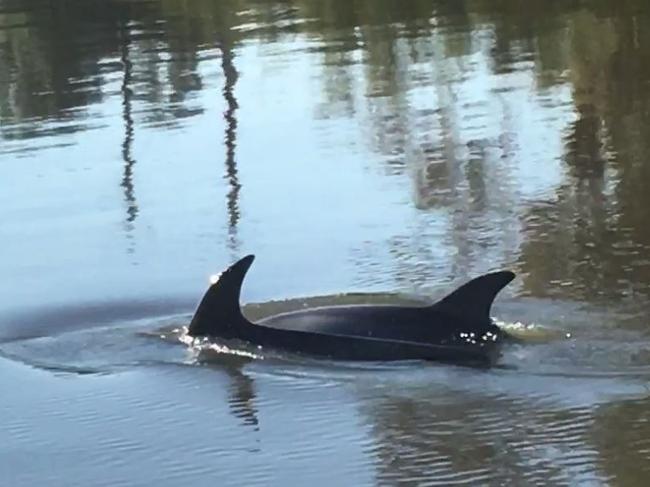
[2,0,650,485]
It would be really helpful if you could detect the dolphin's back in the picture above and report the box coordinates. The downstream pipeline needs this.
[259,304,500,346]
[259,305,422,337]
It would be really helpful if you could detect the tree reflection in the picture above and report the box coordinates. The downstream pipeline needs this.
[119,19,138,229]
[363,389,601,484]
[3,0,650,300]
[221,40,241,254]
[517,6,650,303]
[592,396,650,484]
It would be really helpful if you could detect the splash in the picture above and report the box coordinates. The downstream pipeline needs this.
[493,317,570,342]
[177,326,263,360]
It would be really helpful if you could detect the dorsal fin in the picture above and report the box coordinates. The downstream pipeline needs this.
[188,255,255,337]
[430,271,515,322]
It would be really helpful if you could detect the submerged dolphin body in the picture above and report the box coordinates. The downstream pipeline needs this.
[188,255,516,367]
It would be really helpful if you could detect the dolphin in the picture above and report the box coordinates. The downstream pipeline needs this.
[187,255,516,367]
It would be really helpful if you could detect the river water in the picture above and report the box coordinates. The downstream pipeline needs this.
[2,1,650,485]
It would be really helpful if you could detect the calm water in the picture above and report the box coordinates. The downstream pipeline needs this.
[2,0,650,485]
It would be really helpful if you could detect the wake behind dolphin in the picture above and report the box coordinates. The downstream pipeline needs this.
[188,255,516,367]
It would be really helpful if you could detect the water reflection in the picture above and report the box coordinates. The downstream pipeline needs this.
[365,392,599,485]
[516,7,650,306]
[199,352,259,428]
[4,0,650,484]
[220,35,241,253]
[594,396,650,484]
[119,20,138,228]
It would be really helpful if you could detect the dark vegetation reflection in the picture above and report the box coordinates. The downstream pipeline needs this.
[119,18,138,230]
[220,34,241,253]
[364,391,599,484]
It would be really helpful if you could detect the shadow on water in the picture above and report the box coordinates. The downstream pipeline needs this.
[0,297,193,343]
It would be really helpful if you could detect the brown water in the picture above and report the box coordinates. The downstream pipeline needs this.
[2,0,650,485]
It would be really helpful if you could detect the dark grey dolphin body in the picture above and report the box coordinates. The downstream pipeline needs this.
[188,255,516,367]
